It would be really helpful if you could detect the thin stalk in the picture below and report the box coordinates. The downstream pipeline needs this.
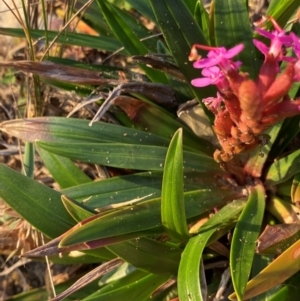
[40,0,49,59]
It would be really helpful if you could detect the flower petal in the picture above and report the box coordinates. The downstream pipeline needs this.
[191,77,213,87]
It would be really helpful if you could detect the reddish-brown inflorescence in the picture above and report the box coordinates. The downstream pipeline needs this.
[190,17,300,164]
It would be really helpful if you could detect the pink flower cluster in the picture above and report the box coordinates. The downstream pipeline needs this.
[190,18,300,164]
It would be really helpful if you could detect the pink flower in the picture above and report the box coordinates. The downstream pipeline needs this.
[193,44,244,72]
[191,66,225,88]
[253,19,292,60]
[203,92,223,111]
[290,33,300,81]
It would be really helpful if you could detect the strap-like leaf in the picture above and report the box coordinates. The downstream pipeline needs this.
[0,164,75,238]
[59,189,240,247]
[0,28,123,53]
[265,149,300,185]
[150,0,215,107]
[178,199,246,301]
[37,146,91,189]
[37,141,220,173]
[230,183,265,301]
[81,271,170,301]
[96,0,168,84]
[229,239,300,300]
[214,0,259,77]
[267,0,300,29]
[108,237,181,275]
[161,128,189,242]
[0,117,171,146]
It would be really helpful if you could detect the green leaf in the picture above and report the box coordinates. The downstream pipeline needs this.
[150,0,215,111]
[250,254,278,301]
[75,0,111,35]
[36,140,220,173]
[267,271,300,301]
[291,172,300,206]
[194,0,210,45]
[23,142,34,178]
[96,0,168,84]
[60,188,240,247]
[62,172,163,208]
[4,274,101,301]
[0,28,123,53]
[267,0,300,29]
[178,199,246,301]
[268,116,300,161]
[37,146,91,189]
[62,196,180,275]
[124,0,156,22]
[265,149,300,185]
[82,271,170,301]
[214,0,259,77]
[0,164,75,238]
[183,0,198,15]
[229,240,300,300]
[161,128,189,242]
[108,237,181,275]
[61,195,96,222]
[119,101,214,155]
[62,170,221,210]
[230,183,265,301]
[0,117,171,146]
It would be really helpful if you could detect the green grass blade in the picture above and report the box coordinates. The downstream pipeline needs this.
[23,142,34,178]
[267,0,300,29]
[0,164,75,238]
[74,0,112,35]
[37,146,91,189]
[194,1,211,45]
[230,183,265,301]
[178,199,246,301]
[0,28,123,53]
[96,0,168,84]
[125,0,156,21]
[161,129,189,242]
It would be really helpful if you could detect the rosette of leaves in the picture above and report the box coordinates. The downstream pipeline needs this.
[0,0,300,300]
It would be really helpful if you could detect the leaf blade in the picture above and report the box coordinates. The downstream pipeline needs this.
[0,164,75,238]
[230,183,265,301]
[161,128,189,242]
